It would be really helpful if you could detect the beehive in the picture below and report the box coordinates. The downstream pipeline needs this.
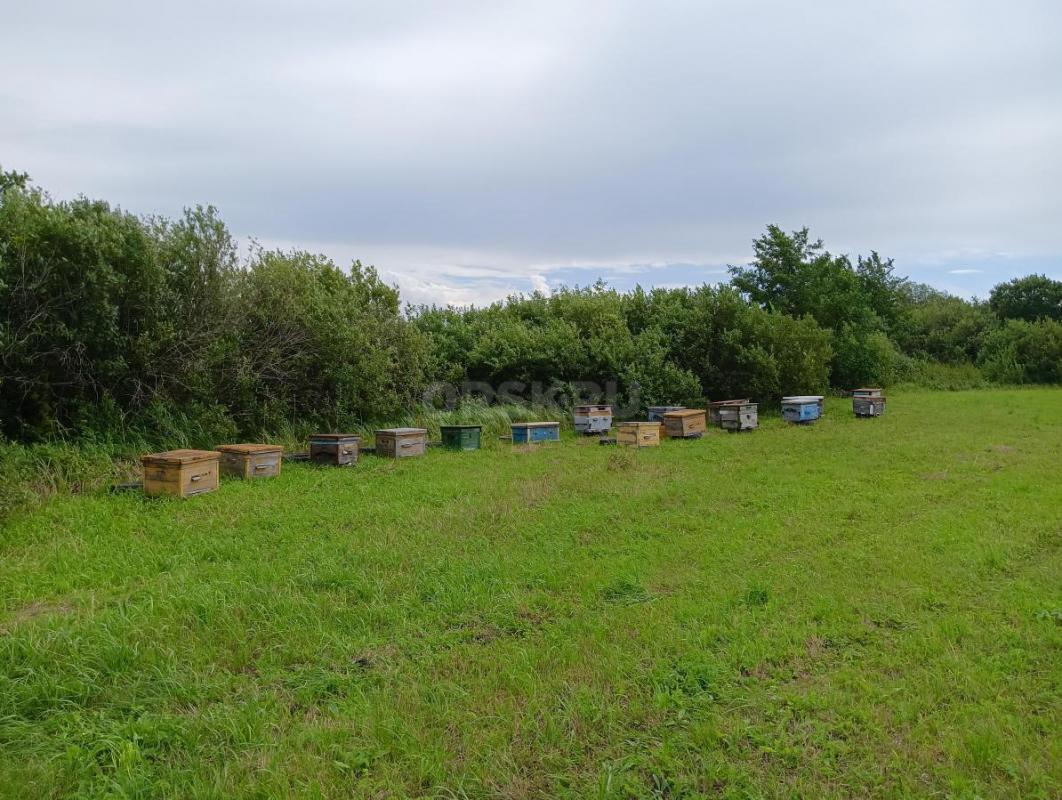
[375,428,428,458]
[141,449,220,498]
[717,402,759,431]
[852,389,886,417]
[616,421,661,448]
[708,399,750,426]
[574,405,612,434]
[440,425,482,450]
[216,444,283,478]
[781,396,824,424]
[662,408,707,438]
[511,421,561,444]
[647,405,685,422]
[309,433,360,466]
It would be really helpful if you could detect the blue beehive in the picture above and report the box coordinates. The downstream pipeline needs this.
[781,395,824,424]
[647,406,685,422]
[511,421,561,444]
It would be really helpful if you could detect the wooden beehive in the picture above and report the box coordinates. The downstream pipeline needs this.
[440,425,482,450]
[216,444,283,478]
[375,428,428,458]
[141,449,220,498]
[616,421,661,448]
[662,408,707,438]
[718,402,758,431]
[309,433,360,466]
[781,396,824,424]
[852,389,886,417]
[573,405,612,434]
[511,421,561,444]
[647,405,685,422]
[707,399,750,426]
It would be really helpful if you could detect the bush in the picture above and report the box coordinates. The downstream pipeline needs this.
[979,319,1062,384]
[832,326,899,388]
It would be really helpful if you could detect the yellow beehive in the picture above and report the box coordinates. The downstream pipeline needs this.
[662,409,707,438]
[616,421,661,448]
[141,449,221,498]
[216,444,283,479]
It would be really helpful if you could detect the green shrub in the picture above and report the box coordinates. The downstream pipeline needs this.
[979,319,1062,384]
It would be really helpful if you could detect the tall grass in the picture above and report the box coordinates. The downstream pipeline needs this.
[0,400,569,522]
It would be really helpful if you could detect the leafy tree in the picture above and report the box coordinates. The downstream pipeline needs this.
[988,274,1062,322]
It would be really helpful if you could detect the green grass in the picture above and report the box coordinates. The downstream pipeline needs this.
[1,389,1060,798]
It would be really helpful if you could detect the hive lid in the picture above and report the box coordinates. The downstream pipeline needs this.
[663,408,706,418]
[440,424,482,431]
[512,421,559,427]
[852,388,884,393]
[648,405,685,411]
[376,427,427,435]
[782,395,824,402]
[310,432,361,441]
[574,405,612,413]
[707,398,750,406]
[141,448,220,466]
[619,420,660,427]
[216,443,283,454]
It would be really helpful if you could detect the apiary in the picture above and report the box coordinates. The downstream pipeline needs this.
[717,401,759,431]
[375,428,428,458]
[781,396,824,424]
[510,421,561,444]
[141,449,221,498]
[216,443,283,478]
[707,399,750,426]
[852,389,886,417]
[309,433,360,466]
[616,421,661,448]
[574,405,612,434]
[662,408,707,438]
[440,424,482,450]
[647,405,685,422]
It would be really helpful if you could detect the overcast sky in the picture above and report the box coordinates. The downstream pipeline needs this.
[3,0,1060,305]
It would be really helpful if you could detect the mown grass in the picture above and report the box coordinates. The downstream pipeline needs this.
[1,389,1060,798]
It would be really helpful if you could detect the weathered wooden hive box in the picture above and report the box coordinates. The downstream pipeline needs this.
[573,405,612,434]
[781,396,824,424]
[717,402,759,431]
[708,399,750,426]
[375,428,428,458]
[852,389,886,417]
[616,421,661,448]
[440,424,482,450]
[141,449,221,498]
[647,405,685,422]
[216,443,283,478]
[309,433,360,466]
[511,421,561,444]
[662,408,707,438]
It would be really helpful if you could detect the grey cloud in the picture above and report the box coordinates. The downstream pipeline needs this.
[2,0,1060,305]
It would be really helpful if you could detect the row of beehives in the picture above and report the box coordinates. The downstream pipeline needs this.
[139,390,885,498]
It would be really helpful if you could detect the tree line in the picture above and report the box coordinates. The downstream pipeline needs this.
[2,169,1060,445]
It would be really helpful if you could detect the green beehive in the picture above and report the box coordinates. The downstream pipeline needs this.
[440,425,482,451]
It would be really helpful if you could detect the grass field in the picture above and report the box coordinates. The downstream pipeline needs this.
[1,390,1060,799]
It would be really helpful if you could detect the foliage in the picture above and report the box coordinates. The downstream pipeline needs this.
[729,225,909,337]
[0,176,428,443]
[895,292,996,364]
[988,274,1062,322]
[979,318,1062,384]
[4,170,1062,453]
[414,283,834,409]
